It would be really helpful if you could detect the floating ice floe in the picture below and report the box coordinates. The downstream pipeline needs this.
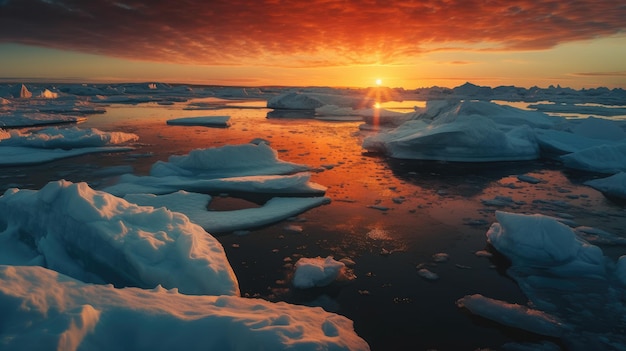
[0,146,133,166]
[150,143,310,179]
[124,191,330,233]
[561,143,626,174]
[0,126,137,166]
[105,173,327,197]
[293,256,352,289]
[457,211,626,350]
[0,265,370,351]
[585,172,626,200]
[0,180,239,296]
[103,143,329,232]
[0,126,138,148]
[0,112,85,127]
[166,116,231,128]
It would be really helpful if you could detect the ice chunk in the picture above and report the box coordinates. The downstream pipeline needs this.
[584,172,626,200]
[166,116,231,128]
[363,115,539,162]
[486,211,603,268]
[150,143,309,178]
[268,91,373,110]
[0,127,138,148]
[561,143,626,174]
[0,112,85,127]
[456,295,566,337]
[293,256,349,288]
[0,266,370,351]
[571,117,626,141]
[464,211,626,349]
[0,180,239,296]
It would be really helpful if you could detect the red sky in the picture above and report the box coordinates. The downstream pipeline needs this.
[1,0,625,88]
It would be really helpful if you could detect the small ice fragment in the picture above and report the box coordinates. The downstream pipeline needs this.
[517,174,542,184]
[417,268,439,281]
[284,225,303,234]
[475,250,493,258]
[432,253,449,263]
[367,205,389,211]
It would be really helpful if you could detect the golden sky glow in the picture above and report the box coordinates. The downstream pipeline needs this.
[0,0,625,88]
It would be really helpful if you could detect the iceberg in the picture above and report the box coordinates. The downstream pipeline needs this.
[363,115,539,161]
[0,265,370,351]
[362,100,552,161]
[0,180,239,296]
[458,211,626,349]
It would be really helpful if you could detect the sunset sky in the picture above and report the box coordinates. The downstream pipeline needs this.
[1,0,625,89]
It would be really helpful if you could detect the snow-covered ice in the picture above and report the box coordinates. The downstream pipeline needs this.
[0,112,85,127]
[0,265,370,351]
[0,180,239,296]
[363,114,539,161]
[150,143,310,178]
[0,126,137,165]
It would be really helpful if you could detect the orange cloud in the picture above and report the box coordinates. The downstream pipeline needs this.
[0,0,624,67]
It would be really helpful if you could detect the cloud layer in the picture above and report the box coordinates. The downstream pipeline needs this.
[1,0,625,67]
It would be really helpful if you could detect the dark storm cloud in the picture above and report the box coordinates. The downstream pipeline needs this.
[1,0,624,66]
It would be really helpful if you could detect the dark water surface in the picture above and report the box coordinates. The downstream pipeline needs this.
[2,100,625,350]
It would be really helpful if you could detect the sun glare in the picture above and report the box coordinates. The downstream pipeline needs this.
[375,79,382,86]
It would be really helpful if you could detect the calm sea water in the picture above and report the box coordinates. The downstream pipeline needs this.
[2,98,625,350]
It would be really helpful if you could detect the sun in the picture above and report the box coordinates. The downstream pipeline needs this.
[375,78,382,86]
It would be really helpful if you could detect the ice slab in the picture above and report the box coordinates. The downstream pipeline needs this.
[166,116,231,128]
[124,191,331,233]
[585,172,626,200]
[0,112,85,127]
[104,173,326,197]
[0,146,133,166]
[561,143,626,174]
